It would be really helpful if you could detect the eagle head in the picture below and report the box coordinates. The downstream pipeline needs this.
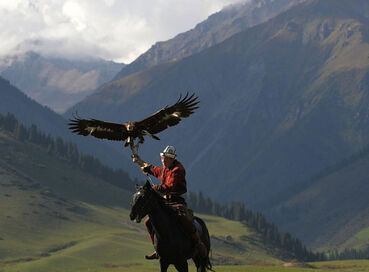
[125,121,136,132]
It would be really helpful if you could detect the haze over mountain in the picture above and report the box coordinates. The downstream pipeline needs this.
[112,0,306,81]
[65,0,369,218]
[0,52,124,113]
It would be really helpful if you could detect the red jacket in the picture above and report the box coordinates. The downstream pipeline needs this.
[151,160,187,195]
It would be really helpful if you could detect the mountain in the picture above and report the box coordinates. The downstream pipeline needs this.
[112,0,305,81]
[64,0,369,212]
[0,52,124,113]
[0,76,69,137]
[0,76,130,169]
[266,146,369,250]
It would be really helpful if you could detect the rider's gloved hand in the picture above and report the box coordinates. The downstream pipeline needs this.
[141,163,152,175]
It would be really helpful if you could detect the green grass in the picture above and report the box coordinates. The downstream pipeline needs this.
[340,227,369,250]
[0,130,283,271]
[0,202,282,272]
[3,199,368,272]
[3,131,369,271]
[0,131,132,207]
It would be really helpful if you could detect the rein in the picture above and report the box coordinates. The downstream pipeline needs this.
[133,188,156,218]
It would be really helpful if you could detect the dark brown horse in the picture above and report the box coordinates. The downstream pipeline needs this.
[130,181,213,272]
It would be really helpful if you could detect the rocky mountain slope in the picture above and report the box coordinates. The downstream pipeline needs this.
[0,52,124,113]
[64,0,369,213]
[112,0,305,81]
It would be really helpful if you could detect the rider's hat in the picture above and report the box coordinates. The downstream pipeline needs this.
[160,145,176,159]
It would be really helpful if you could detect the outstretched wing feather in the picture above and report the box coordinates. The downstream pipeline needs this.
[68,118,128,141]
[136,93,199,134]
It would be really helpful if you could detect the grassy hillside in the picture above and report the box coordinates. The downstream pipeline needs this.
[0,128,287,271]
[0,210,286,272]
[0,130,132,206]
[268,147,369,250]
[1,127,369,271]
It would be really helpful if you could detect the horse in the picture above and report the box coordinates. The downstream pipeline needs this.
[129,181,214,272]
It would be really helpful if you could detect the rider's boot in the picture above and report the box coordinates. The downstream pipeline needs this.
[145,251,159,260]
[191,231,208,258]
[144,218,159,260]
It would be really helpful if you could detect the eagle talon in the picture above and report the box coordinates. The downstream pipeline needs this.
[135,143,140,151]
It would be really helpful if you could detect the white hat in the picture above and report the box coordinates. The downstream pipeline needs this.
[160,145,176,158]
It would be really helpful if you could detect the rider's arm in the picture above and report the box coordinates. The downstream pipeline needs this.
[132,154,153,175]
[151,166,163,178]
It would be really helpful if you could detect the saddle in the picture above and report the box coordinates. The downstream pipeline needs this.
[160,196,203,238]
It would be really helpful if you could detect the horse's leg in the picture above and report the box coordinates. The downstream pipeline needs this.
[159,259,169,272]
[193,256,205,272]
[174,260,188,272]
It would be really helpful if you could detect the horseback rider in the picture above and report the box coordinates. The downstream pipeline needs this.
[132,145,207,260]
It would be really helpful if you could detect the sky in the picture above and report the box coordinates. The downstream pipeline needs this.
[0,0,245,64]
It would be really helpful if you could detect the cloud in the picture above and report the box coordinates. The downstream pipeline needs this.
[0,0,245,63]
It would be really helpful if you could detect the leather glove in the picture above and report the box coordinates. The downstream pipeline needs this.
[140,162,152,174]
[132,154,145,167]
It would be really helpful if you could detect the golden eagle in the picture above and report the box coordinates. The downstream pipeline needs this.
[68,93,199,151]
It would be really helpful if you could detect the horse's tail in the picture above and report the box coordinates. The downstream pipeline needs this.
[194,216,214,271]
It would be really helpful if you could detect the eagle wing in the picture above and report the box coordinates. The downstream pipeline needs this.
[68,118,128,141]
[136,93,199,135]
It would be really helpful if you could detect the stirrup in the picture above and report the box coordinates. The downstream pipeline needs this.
[145,251,159,260]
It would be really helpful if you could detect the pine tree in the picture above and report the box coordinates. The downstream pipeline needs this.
[186,191,197,209]
[28,124,39,143]
[47,141,55,155]
[3,113,17,132]
[55,137,65,156]
[66,142,79,163]
[14,123,27,141]
[0,113,4,128]
[197,192,205,213]
[211,201,220,215]
[230,201,243,221]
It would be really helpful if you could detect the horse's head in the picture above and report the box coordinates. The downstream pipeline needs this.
[129,181,155,223]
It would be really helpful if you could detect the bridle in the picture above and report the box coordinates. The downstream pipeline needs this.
[131,187,155,222]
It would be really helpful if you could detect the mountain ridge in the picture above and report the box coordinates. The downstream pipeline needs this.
[64,0,369,207]
[0,51,124,113]
[111,0,306,81]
